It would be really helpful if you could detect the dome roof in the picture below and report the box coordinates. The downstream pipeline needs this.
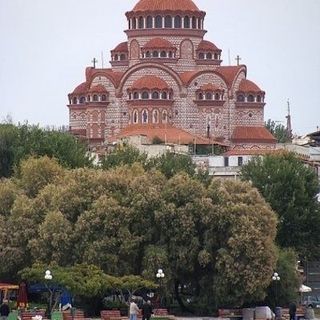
[72,82,88,95]
[112,42,128,52]
[239,79,264,93]
[132,0,200,12]
[88,84,107,93]
[197,40,221,52]
[143,38,175,49]
[132,75,169,90]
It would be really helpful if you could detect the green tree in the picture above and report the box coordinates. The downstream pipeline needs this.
[241,151,320,259]
[265,119,291,143]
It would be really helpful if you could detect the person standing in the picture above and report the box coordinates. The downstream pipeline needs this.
[289,301,296,320]
[0,300,10,320]
[129,298,140,320]
[141,300,153,320]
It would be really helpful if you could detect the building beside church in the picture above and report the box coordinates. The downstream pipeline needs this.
[67,0,276,153]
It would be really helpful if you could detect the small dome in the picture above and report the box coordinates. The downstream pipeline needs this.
[132,0,200,12]
[72,82,88,95]
[88,84,107,93]
[143,38,175,49]
[197,40,221,52]
[239,79,264,93]
[132,75,169,90]
[112,42,128,52]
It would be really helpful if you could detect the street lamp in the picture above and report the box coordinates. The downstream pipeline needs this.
[44,270,53,319]
[156,269,165,307]
[272,272,280,307]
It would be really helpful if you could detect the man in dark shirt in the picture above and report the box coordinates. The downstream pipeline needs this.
[141,300,153,320]
[289,301,296,320]
[0,300,10,320]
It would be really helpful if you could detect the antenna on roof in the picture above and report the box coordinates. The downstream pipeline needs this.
[286,99,293,140]
[101,51,104,69]
[228,49,231,66]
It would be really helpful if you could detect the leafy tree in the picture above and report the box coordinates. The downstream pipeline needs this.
[241,151,320,259]
[265,119,291,143]
[0,123,91,178]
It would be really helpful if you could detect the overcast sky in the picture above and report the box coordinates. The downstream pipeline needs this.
[1,0,319,135]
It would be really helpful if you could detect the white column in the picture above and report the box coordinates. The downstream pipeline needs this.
[143,17,146,29]
[181,16,184,28]
[172,16,175,28]
[152,16,155,28]
[162,16,165,28]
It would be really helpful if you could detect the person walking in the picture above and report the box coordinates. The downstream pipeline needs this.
[305,304,315,320]
[289,301,296,320]
[0,300,10,320]
[141,300,153,320]
[129,298,140,320]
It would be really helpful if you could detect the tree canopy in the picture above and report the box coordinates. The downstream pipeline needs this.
[241,151,320,259]
[265,119,291,143]
[0,156,278,311]
[0,123,91,178]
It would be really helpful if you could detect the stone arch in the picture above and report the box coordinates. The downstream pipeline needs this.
[130,39,140,60]
[185,70,229,89]
[180,39,194,59]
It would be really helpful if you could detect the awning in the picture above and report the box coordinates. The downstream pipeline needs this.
[299,284,312,293]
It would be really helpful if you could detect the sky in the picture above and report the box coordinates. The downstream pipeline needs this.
[0,0,319,136]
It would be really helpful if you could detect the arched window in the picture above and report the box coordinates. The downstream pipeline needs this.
[160,51,166,58]
[101,94,107,101]
[168,51,173,58]
[257,95,261,102]
[146,16,153,28]
[198,19,201,29]
[162,110,168,123]
[138,16,144,29]
[152,110,159,123]
[237,94,245,102]
[165,15,172,28]
[215,93,220,100]
[93,94,98,102]
[120,54,126,60]
[87,95,91,102]
[184,16,190,28]
[79,96,85,104]
[199,52,205,59]
[142,109,148,123]
[174,16,181,28]
[72,97,77,104]
[214,53,218,60]
[198,92,203,100]
[133,92,139,99]
[155,15,162,28]
[153,51,159,58]
[133,110,139,124]
[132,18,137,29]
[161,92,167,99]
[145,51,150,58]
[114,54,118,61]
[192,16,197,29]
[247,94,255,102]
[207,52,212,60]
[205,92,213,100]
[152,91,159,99]
[142,91,149,99]
[128,93,132,100]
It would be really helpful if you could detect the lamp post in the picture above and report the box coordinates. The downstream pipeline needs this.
[156,269,165,307]
[272,272,280,307]
[44,270,53,319]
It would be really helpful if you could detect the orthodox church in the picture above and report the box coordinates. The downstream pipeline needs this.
[67,0,276,152]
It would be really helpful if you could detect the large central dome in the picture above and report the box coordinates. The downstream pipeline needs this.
[133,0,200,12]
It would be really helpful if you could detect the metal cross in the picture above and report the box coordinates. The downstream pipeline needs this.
[235,55,241,66]
[92,58,98,68]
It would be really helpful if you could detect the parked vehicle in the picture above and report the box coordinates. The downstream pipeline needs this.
[303,296,320,308]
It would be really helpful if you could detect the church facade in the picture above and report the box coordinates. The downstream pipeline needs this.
[67,0,276,151]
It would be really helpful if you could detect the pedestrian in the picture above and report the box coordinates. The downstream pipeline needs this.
[0,300,10,320]
[141,300,153,320]
[129,298,140,320]
[305,304,315,320]
[289,301,296,320]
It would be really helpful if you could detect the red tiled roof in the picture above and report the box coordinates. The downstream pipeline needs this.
[88,84,107,93]
[143,38,175,49]
[231,126,276,143]
[197,40,221,52]
[200,83,222,91]
[216,65,245,88]
[112,42,128,52]
[132,75,169,90]
[133,0,200,12]
[223,149,276,156]
[85,67,124,88]
[72,82,88,95]
[179,71,199,86]
[239,79,264,93]
[110,124,214,145]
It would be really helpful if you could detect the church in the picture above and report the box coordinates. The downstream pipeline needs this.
[67,0,276,153]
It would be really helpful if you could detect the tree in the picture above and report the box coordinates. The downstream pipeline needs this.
[241,151,320,259]
[265,119,291,143]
